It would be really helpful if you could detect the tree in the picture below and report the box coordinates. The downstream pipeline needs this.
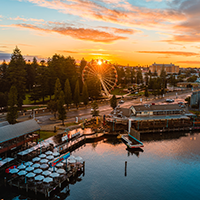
[8,47,26,109]
[187,75,197,82]
[54,78,62,101]
[136,68,143,84]
[74,80,80,109]
[64,79,72,109]
[91,100,99,116]
[0,92,7,112]
[86,78,101,99]
[82,83,89,107]
[7,86,18,124]
[47,100,57,118]
[110,95,117,109]
[58,90,66,125]
[0,60,9,93]
[144,86,149,99]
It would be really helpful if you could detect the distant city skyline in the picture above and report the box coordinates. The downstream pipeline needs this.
[1,0,200,67]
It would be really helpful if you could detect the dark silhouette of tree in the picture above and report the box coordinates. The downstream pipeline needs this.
[8,47,26,109]
[0,60,9,93]
[74,80,80,109]
[82,83,89,107]
[145,86,149,99]
[136,68,143,84]
[58,90,66,125]
[110,95,117,109]
[54,78,62,101]
[48,100,57,118]
[7,85,18,124]
[64,79,72,109]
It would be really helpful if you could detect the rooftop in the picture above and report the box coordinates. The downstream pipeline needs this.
[0,119,40,144]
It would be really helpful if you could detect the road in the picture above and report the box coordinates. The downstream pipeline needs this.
[23,90,192,127]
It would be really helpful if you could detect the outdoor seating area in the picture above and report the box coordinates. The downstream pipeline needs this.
[8,150,84,198]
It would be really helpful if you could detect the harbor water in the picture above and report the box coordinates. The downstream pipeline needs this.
[1,131,200,200]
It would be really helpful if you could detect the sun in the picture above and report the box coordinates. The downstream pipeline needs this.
[98,60,102,65]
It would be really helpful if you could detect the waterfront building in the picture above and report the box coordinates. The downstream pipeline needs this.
[116,104,184,118]
[190,91,200,108]
[0,119,40,158]
[149,63,179,75]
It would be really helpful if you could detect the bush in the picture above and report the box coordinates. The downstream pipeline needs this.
[191,104,198,109]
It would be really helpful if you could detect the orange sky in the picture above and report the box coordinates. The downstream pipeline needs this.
[1,0,200,67]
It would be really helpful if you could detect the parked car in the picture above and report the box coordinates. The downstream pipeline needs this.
[166,99,174,103]
[152,103,155,105]
[119,100,124,104]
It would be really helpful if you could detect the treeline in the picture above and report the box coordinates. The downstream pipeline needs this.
[0,47,100,111]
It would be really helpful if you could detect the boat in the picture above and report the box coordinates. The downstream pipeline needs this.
[121,134,144,149]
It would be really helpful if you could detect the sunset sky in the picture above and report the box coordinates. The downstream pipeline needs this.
[1,0,200,67]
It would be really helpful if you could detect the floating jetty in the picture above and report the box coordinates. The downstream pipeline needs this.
[121,134,144,149]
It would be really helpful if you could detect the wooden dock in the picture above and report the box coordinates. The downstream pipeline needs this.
[7,162,85,199]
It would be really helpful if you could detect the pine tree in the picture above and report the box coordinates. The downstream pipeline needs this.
[54,78,62,101]
[82,83,89,107]
[58,90,66,125]
[145,86,149,99]
[110,95,117,109]
[74,80,80,109]
[91,100,99,116]
[8,47,26,109]
[64,79,72,109]
[7,86,18,124]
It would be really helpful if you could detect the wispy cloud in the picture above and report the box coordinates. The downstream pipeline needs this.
[137,50,199,56]
[23,0,184,29]
[177,60,200,64]
[13,23,129,43]
[9,16,44,22]
[58,50,78,54]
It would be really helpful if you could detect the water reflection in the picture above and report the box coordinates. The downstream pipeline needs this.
[126,148,144,157]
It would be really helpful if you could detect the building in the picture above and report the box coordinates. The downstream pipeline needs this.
[190,91,200,108]
[116,104,184,118]
[149,63,179,75]
[0,119,40,157]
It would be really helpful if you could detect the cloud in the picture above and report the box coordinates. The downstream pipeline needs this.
[58,50,78,54]
[14,23,128,43]
[137,50,199,56]
[176,60,200,64]
[9,16,44,22]
[23,0,184,29]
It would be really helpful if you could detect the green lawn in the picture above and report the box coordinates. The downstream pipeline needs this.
[23,94,54,105]
[110,88,127,95]
[39,131,56,140]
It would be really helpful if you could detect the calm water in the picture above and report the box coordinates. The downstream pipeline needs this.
[1,132,200,200]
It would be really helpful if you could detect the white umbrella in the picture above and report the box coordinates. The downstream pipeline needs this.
[68,155,75,160]
[56,163,63,167]
[33,169,43,174]
[34,175,44,181]
[75,156,83,161]
[32,163,40,168]
[10,168,19,174]
[26,172,36,178]
[45,151,53,155]
[42,170,51,176]
[25,161,33,166]
[57,169,65,174]
[53,152,60,156]
[32,157,41,162]
[40,164,49,169]
[26,166,34,172]
[68,159,76,164]
[17,164,26,170]
[48,167,57,172]
[43,177,53,183]
[18,170,27,176]
[39,154,46,158]
[50,172,59,178]
[40,159,49,164]
[46,155,54,160]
